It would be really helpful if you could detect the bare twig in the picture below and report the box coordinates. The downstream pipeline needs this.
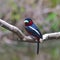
[0,19,60,43]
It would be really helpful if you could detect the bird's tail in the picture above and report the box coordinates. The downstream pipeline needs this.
[37,40,39,54]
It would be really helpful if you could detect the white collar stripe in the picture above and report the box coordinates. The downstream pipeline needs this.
[29,26,40,35]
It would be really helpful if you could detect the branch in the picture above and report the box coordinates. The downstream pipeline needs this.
[0,19,60,43]
[0,19,25,39]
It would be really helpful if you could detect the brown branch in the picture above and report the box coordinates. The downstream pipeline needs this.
[0,19,60,43]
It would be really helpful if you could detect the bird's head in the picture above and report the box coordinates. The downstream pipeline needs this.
[24,18,33,26]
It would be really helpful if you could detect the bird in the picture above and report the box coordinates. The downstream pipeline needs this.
[24,18,42,54]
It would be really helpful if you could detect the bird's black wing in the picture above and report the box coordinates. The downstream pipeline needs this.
[32,24,42,38]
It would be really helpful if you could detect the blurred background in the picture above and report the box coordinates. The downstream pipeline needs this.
[0,0,60,60]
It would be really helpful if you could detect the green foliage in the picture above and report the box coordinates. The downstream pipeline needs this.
[10,1,25,21]
[50,48,60,60]
[0,43,36,60]
[20,7,25,13]
[0,27,9,32]
[46,13,60,32]
[51,21,59,31]
[11,11,20,21]
[46,13,57,22]
[51,0,57,7]
[50,0,60,7]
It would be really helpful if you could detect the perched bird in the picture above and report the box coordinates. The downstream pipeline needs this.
[24,18,42,54]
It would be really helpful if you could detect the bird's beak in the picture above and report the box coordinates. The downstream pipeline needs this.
[24,20,29,23]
